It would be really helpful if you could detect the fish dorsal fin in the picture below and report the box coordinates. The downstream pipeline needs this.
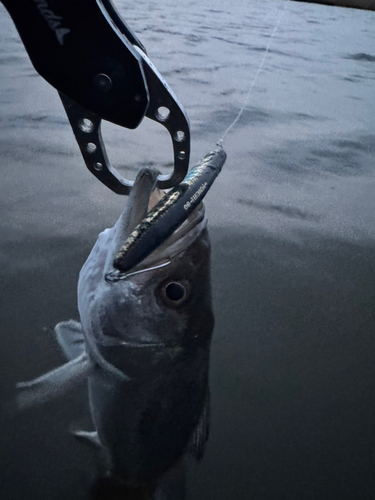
[16,352,93,410]
[189,389,210,461]
[54,320,85,361]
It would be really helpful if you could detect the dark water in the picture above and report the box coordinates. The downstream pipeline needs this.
[1,0,375,498]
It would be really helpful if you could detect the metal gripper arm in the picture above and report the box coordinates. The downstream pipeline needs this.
[1,0,190,194]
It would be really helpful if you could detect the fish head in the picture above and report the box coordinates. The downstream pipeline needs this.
[78,167,214,374]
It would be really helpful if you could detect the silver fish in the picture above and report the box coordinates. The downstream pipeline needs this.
[16,149,226,493]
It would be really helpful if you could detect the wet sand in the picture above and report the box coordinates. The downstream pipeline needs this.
[1,0,375,499]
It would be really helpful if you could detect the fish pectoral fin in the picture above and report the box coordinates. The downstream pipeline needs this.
[16,352,93,410]
[72,430,101,448]
[54,319,85,361]
[189,389,210,461]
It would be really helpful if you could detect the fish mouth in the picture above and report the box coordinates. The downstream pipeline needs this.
[128,166,206,255]
[110,147,225,277]
[138,202,206,269]
[105,167,206,281]
[105,147,226,280]
[112,166,161,245]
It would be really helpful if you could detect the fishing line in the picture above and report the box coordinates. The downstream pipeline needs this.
[217,0,290,147]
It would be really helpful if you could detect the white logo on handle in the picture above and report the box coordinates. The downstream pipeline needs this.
[33,0,71,46]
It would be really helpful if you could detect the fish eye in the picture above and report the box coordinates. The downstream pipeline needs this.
[165,282,186,302]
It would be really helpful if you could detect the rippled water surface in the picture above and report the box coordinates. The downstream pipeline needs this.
[1,1,375,499]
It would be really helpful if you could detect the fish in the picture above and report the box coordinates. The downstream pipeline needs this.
[16,147,227,495]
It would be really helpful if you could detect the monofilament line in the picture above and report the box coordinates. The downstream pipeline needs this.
[217,0,289,147]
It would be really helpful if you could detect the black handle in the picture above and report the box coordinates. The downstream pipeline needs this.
[1,0,149,129]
